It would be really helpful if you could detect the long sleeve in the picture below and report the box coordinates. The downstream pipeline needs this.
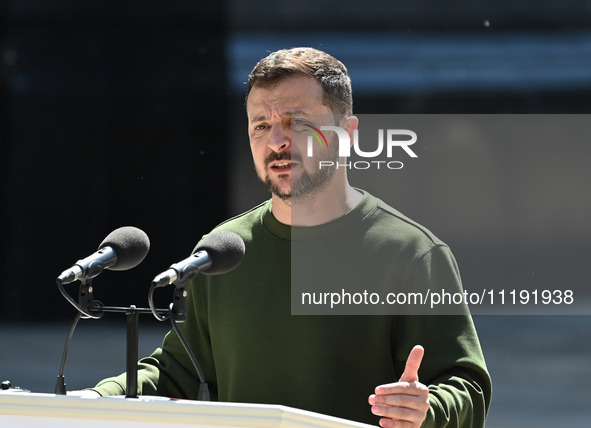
[394,244,492,428]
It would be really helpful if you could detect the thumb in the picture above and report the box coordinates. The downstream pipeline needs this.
[399,345,424,383]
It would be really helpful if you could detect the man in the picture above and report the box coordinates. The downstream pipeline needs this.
[88,48,492,427]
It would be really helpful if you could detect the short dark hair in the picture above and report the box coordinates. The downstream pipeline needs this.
[246,47,353,116]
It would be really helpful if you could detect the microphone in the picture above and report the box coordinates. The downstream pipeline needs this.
[54,226,150,395]
[56,226,150,285]
[151,231,245,287]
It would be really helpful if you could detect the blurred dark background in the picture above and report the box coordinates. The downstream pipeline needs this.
[2,1,591,320]
[1,1,591,427]
[1,2,229,318]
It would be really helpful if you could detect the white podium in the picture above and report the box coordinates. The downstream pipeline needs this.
[0,392,376,428]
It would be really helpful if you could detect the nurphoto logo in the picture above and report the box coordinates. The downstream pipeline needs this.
[296,116,418,170]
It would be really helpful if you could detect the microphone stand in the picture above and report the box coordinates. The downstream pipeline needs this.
[57,274,209,400]
[149,282,210,401]
[92,304,164,398]
[54,311,82,395]
[55,277,168,398]
[101,299,210,400]
[55,276,102,395]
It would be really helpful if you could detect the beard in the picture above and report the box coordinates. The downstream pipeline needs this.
[258,144,339,206]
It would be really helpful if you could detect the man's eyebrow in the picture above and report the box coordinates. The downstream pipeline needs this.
[287,110,308,117]
[249,110,309,124]
[250,115,267,124]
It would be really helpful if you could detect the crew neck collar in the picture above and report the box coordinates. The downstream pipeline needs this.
[261,190,378,242]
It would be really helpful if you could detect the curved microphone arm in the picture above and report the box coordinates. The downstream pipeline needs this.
[57,277,105,320]
[169,304,210,401]
[148,282,170,322]
[149,282,209,400]
[54,311,82,394]
[53,298,105,395]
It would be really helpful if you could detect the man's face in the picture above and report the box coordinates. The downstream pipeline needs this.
[246,76,339,204]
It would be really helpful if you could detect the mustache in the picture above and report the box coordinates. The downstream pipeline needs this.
[264,151,302,167]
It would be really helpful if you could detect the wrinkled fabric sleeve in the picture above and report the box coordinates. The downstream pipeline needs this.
[393,244,492,428]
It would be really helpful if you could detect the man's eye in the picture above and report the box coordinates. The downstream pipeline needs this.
[291,120,307,131]
[254,124,267,131]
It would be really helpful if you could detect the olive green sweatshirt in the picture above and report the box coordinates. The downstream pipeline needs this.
[93,191,491,427]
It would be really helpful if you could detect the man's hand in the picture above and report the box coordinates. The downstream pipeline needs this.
[368,345,430,428]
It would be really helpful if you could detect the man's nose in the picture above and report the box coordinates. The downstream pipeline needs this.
[267,124,290,152]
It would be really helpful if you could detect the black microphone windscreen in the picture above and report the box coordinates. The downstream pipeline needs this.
[195,231,245,275]
[99,226,150,271]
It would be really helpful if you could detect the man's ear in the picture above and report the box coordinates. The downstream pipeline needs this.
[343,115,359,148]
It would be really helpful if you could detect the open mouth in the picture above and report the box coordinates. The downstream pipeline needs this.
[272,161,292,170]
